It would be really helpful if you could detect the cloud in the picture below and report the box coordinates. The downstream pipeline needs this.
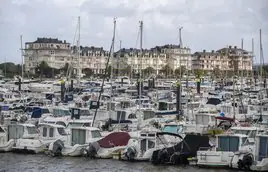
[0,0,267,63]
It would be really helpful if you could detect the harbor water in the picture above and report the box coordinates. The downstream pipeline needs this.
[0,153,232,172]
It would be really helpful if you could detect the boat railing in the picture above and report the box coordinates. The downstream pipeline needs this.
[198,146,214,151]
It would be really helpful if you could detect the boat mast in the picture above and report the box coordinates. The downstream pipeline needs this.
[252,38,255,87]
[137,21,143,129]
[20,35,24,80]
[92,18,117,127]
[259,29,264,122]
[119,40,122,76]
[241,38,243,90]
[4,57,6,77]
[109,18,116,119]
[259,29,264,84]
[77,16,81,81]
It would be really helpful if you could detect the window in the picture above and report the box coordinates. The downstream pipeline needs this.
[71,129,86,146]
[43,127,47,137]
[259,137,268,161]
[27,127,38,134]
[0,127,4,133]
[91,130,102,138]
[49,128,54,137]
[218,136,239,152]
[57,128,67,136]
[148,140,155,149]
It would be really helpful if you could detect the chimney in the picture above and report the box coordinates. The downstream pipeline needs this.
[234,46,237,49]
[212,50,214,53]
[203,50,206,53]
[229,46,232,49]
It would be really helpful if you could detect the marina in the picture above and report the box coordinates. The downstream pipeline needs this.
[1,2,268,172]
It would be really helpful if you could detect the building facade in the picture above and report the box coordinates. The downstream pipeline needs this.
[24,38,109,75]
[24,38,71,73]
[192,46,253,71]
[24,37,253,77]
[160,44,192,71]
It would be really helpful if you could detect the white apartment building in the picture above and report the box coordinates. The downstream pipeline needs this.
[192,46,253,71]
[160,45,192,71]
[77,46,109,74]
[119,48,167,75]
[24,38,71,73]
[24,38,110,75]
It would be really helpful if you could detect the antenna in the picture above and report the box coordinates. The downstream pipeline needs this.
[179,27,183,48]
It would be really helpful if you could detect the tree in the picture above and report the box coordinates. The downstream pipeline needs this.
[160,65,173,77]
[0,62,21,77]
[35,61,54,78]
[121,65,132,76]
[175,66,186,78]
[143,66,155,77]
[212,67,221,79]
[82,68,93,77]
[61,63,69,75]
[193,69,204,78]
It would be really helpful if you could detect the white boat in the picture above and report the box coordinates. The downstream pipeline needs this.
[250,132,268,171]
[12,123,67,153]
[196,133,254,168]
[122,127,167,161]
[85,131,131,159]
[0,125,15,152]
[48,126,102,156]
[28,80,61,92]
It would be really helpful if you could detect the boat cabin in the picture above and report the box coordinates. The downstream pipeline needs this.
[138,128,167,155]
[7,124,38,140]
[70,127,102,146]
[216,134,249,152]
[39,123,67,140]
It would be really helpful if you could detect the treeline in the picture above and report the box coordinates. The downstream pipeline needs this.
[0,61,267,78]
[0,63,22,78]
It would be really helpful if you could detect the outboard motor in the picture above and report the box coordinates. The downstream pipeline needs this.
[151,148,169,164]
[49,139,64,156]
[82,142,100,158]
[125,146,137,161]
[237,153,253,171]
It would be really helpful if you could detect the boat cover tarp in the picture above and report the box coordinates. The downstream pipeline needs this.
[206,98,222,105]
[98,132,130,148]
[165,134,210,157]
[215,116,234,121]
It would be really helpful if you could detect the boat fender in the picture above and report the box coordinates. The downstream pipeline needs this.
[125,146,137,161]
[237,153,253,170]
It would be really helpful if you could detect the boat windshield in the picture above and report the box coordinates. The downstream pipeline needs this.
[57,128,67,136]
[163,125,183,134]
[91,130,102,138]
[67,122,91,129]
[53,109,71,117]
[27,126,38,134]
[80,109,91,116]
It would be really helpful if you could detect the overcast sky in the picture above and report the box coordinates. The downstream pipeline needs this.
[0,0,267,64]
